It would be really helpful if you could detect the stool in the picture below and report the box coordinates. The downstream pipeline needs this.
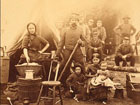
[114,88,124,99]
[36,81,63,105]
[36,60,63,105]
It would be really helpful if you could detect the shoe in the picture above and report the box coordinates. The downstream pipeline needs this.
[102,101,107,104]
[73,95,79,102]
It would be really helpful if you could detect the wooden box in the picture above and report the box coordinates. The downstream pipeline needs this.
[126,73,140,104]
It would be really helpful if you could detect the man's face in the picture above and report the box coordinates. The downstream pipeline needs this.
[70,18,78,27]
[75,67,81,75]
[28,24,36,34]
[97,21,102,27]
[88,19,94,26]
[123,19,129,24]
[123,39,129,45]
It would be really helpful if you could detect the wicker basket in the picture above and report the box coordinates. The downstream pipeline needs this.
[15,64,42,77]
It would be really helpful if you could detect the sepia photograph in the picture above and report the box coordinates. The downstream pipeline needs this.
[1,0,140,105]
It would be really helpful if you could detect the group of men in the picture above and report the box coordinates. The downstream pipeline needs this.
[54,14,138,88]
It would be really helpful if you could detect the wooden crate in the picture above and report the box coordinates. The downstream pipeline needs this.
[126,73,140,104]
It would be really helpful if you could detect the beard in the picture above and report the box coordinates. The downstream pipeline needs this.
[71,22,77,27]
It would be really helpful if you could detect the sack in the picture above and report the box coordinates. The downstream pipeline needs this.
[4,82,18,100]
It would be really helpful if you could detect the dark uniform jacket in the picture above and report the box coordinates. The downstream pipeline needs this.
[93,27,106,42]
[116,43,134,57]
[86,64,100,75]
[66,73,86,87]
[89,38,102,49]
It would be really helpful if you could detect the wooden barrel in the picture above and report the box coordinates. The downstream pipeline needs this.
[0,56,10,83]
[17,78,41,103]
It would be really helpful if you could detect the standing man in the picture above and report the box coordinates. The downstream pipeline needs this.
[78,16,91,61]
[87,19,96,32]
[114,16,136,43]
[56,16,85,88]
[135,31,140,55]
[93,20,107,44]
[115,37,135,66]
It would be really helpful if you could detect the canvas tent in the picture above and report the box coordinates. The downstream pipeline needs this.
[1,0,65,82]
[1,0,140,82]
[1,0,140,53]
[1,0,63,55]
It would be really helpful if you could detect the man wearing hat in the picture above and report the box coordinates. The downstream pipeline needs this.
[56,15,85,88]
[93,20,107,44]
[114,16,136,43]
[115,37,135,66]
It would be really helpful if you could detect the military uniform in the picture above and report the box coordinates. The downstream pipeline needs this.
[56,26,85,87]
[87,37,103,61]
[114,23,136,39]
[93,27,107,42]
[115,43,135,66]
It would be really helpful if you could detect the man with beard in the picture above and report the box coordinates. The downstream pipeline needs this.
[55,16,85,89]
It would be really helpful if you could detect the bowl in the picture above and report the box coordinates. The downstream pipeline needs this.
[15,63,42,77]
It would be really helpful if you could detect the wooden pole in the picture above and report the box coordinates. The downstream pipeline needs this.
[58,43,79,81]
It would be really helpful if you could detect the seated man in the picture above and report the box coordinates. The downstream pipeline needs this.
[115,37,135,66]
[87,31,103,62]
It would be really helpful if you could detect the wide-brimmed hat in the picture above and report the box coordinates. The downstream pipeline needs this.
[123,16,130,20]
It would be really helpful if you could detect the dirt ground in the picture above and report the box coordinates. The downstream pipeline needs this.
[1,64,140,105]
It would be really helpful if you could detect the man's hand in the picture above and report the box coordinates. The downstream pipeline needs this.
[77,39,83,45]
[94,48,98,52]
[38,51,43,54]
[70,89,74,93]
[136,39,140,43]
[70,87,74,93]
[101,41,105,44]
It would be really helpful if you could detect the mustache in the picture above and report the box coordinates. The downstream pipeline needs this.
[71,22,77,26]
